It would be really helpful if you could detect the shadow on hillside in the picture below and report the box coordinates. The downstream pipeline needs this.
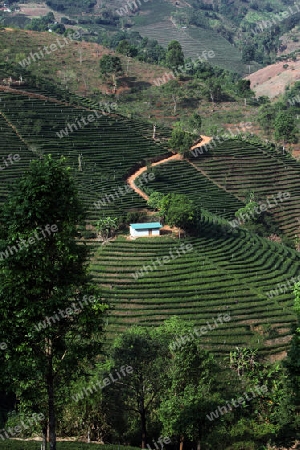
[119,76,152,90]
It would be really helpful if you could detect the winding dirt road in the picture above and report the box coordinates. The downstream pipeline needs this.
[127,153,183,201]
[127,135,213,201]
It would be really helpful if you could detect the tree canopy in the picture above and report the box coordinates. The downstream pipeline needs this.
[0,155,107,450]
[166,40,184,69]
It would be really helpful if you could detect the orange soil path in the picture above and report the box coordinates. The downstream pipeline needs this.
[127,135,213,201]
[191,134,212,150]
[127,153,183,201]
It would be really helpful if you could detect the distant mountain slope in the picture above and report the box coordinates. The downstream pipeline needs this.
[246,57,300,98]
[134,19,247,74]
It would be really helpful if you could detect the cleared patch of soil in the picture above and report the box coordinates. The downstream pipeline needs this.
[245,57,300,99]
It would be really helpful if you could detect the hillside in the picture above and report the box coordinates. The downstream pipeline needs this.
[0,28,170,96]
[0,84,300,360]
[133,18,247,75]
[246,57,300,99]
[1,1,300,447]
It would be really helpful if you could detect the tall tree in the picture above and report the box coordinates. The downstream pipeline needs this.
[104,327,169,449]
[157,318,223,450]
[0,155,107,450]
[166,40,184,69]
[96,217,119,242]
[99,55,123,92]
[274,111,297,144]
[284,283,300,436]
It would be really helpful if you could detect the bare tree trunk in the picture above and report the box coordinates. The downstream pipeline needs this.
[42,424,47,450]
[141,407,147,449]
[179,435,184,450]
[47,359,56,450]
[172,94,177,114]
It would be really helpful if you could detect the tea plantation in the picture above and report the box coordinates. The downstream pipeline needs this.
[0,86,299,358]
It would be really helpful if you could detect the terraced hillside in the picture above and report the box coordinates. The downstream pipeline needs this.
[0,89,170,221]
[134,20,247,74]
[0,114,33,203]
[188,140,300,237]
[137,159,244,219]
[91,221,299,357]
[1,87,300,359]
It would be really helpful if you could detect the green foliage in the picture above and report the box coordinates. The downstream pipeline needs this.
[0,155,107,449]
[274,111,297,143]
[147,191,165,211]
[147,192,195,230]
[169,126,194,154]
[257,103,278,133]
[188,112,202,134]
[164,193,195,229]
[104,327,169,447]
[96,217,119,241]
[45,0,96,13]
[26,12,65,33]
[99,55,123,76]
[116,40,138,57]
[235,201,259,223]
[166,40,184,69]
[0,443,140,450]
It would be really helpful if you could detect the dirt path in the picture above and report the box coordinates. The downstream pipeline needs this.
[191,134,212,150]
[127,153,183,201]
[127,135,213,201]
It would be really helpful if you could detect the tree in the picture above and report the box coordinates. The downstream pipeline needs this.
[147,191,165,211]
[99,55,123,91]
[96,217,118,242]
[158,318,224,450]
[0,155,107,450]
[116,40,138,57]
[189,112,202,135]
[241,44,255,63]
[229,347,258,378]
[206,79,222,103]
[257,103,277,134]
[235,200,259,225]
[104,327,169,448]
[99,55,122,76]
[236,79,252,97]
[166,40,184,69]
[165,193,195,231]
[284,283,300,432]
[169,125,194,154]
[162,80,182,115]
[147,193,195,232]
[274,111,297,144]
